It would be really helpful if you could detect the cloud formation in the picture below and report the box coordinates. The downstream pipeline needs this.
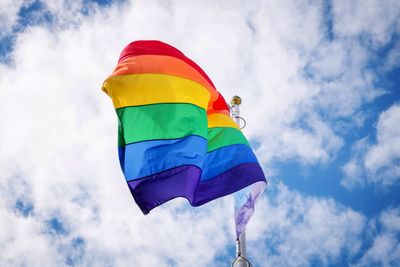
[365,104,400,185]
[0,0,24,37]
[342,104,400,189]
[352,207,400,266]
[332,0,400,46]
[1,0,399,266]
[248,183,365,266]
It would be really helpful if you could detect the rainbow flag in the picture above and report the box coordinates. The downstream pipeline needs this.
[102,40,266,216]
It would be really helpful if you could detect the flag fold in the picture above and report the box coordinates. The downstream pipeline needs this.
[102,40,266,215]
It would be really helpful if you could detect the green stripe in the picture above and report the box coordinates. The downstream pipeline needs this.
[118,117,125,147]
[207,127,249,152]
[117,103,207,145]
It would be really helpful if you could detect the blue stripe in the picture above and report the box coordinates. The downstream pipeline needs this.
[119,135,207,181]
[200,144,258,181]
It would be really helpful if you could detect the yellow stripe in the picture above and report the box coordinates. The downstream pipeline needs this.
[207,113,240,129]
[102,74,211,109]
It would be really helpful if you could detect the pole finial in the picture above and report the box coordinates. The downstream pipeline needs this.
[231,95,242,106]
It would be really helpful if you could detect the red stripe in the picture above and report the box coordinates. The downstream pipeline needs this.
[118,40,217,90]
[212,93,229,112]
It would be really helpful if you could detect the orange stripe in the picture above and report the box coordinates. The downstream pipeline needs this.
[207,109,230,116]
[109,55,219,105]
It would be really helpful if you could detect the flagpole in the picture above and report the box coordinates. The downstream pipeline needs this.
[231,96,252,267]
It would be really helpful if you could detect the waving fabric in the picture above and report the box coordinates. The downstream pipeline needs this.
[102,40,266,216]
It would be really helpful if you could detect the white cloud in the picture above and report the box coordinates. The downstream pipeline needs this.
[341,138,369,190]
[0,208,64,266]
[352,207,400,267]
[386,42,400,70]
[1,0,400,265]
[342,159,364,189]
[247,183,365,267]
[0,0,24,37]
[365,104,400,185]
[342,104,400,189]
[257,116,343,165]
[332,0,400,46]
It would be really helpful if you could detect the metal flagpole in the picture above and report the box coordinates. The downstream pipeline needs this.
[231,96,252,267]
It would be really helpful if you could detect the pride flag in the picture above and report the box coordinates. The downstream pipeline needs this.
[102,40,266,218]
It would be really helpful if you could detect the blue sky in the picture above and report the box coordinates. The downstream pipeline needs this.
[1,0,400,266]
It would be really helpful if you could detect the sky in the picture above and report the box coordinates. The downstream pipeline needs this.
[0,0,399,266]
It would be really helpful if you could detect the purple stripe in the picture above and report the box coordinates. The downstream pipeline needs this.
[127,165,201,214]
[126,162,266,214]
[193,162,266,206]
